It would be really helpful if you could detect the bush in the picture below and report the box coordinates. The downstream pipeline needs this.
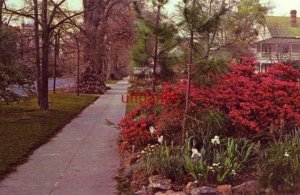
[0,28,34,102]
[119,102,161,151]
[259,136,300,191]
[160,61,300,138]
[184,136,256,184]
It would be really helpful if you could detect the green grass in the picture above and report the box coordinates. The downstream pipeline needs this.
[0,92,98,178]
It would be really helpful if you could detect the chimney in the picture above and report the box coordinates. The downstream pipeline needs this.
[290,10,297,27]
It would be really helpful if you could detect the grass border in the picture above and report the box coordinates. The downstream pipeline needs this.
[0,94,99,181]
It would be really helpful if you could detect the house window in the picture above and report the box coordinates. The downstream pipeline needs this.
[283,46,289,53]
[292,44,300,52]
[262,43,272,53]
[278,44,290,53]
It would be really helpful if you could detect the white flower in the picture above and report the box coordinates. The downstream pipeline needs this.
[208,166,213,170]
[149,126,156,135]
[158,135,164,144]
[284,151,290,157]
[212,163,220,167]
[191,148,201,158]
[231,169,236,175]
[211,135,220,145]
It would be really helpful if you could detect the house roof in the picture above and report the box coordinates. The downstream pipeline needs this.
[266,16,300,38]
[257,37,300,44]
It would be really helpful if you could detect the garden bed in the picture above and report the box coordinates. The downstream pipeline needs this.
[118,61,300,195]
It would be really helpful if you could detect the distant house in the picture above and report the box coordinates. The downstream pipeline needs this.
[132,59,161,79]
[254,10,300,72]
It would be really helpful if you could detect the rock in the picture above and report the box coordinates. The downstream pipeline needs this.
[155,190,186,195]
[148,175,172,190]
[217,185,232,195]
[185,182,198,193]
[167,191,186,195]
[135,190,148,195]
[155,192,166,195]
[232,180,259,194]
[261,188,276,195]
[123,165,134,178]
[124,162,142,178]
[190,186,218,195]
[135,186,154,195]
[124,163,138,178]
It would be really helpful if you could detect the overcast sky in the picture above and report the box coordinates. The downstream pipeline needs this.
[5,0,300,16]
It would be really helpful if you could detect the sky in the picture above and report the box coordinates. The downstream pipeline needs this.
[162,0,300,16]
[5,0,300,16]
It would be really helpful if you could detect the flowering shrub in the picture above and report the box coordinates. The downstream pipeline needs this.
[202,62,300,135]
[120,60,300,150]
[160,61,300,137]
[119,102,161,151]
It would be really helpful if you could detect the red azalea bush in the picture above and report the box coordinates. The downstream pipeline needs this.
[163,60,300,137]
[155,85,185,143]
[119,88,185,150]
[119,101,160,151]
[120,59,300,150]
[202,62,300,135]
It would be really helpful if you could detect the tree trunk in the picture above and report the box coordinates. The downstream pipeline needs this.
[0,0,4,28]
[40,0,49,110]
[33,0,41,105]
[181,29,193,144]
[83,0,102,68]
[152,5,161,93]
[182,0,195,144]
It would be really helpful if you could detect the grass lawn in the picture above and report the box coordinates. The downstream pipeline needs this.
[0,92,98,178]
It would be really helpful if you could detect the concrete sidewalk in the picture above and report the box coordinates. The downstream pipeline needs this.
[0,79,128,195]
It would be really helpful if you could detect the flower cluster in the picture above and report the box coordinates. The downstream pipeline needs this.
[211,136,220,145]
[119,103,159,151]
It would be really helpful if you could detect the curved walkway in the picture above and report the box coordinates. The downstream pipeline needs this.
[0,79,128,195]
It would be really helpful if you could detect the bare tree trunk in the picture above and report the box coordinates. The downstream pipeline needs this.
[181,29,193,144]
[152,5,161,93]
[82,0,107,91]
[40,0,49,110]
[182,0,195,144]
[33,0,41,105]
[0,0,4,28]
